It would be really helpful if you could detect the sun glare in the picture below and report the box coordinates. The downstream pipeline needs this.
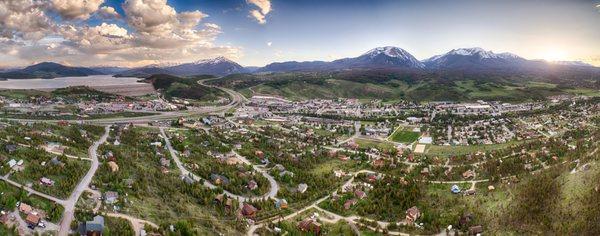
[542,49,567,61]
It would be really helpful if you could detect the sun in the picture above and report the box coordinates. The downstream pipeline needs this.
[541,49,567,61]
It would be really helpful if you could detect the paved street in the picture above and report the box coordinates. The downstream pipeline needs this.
[58,125,110,236]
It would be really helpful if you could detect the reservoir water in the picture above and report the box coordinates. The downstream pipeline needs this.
[0,75,143,90]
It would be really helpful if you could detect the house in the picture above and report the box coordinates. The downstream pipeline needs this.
[225,157,242,165]
[40,177,55,186]
[159,158,170,167]
[372,158,385,168]
[333,170,346,178]
[275,199,288,209]
[241,203,258,218]
[464,189,476,196]
[225,199,233,211]
[274,164,286,172]
[469,225,483,235]
[13,159,24,171]
[182,175,196,184]
[214,194,225,204]
[247,180,258,190]
[104,191,119,204]
[7,159,17,168]
[150,141,162,147]
[458,213,473,228]
[78,215,105,236]
[5,144,17,154]
[297,218,322,235]
[462,170,475,179]
[279,170,294,178]
[19,203,33,214]
[0,212,9,224]
[50,157,64,167]
[297,183,308,193]
[420,167,430,176]
[182,149,191,157]
[343,199,357,210]
[107,161,119,172]
[367,174,378,182]
[210,174,230,185]
[405,206,421,224]
[354,190,367,199]
[254,150,264,158]
[44,142,66,155]
[25,213,40,226]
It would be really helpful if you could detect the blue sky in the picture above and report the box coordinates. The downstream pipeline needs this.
[0,0,599,67]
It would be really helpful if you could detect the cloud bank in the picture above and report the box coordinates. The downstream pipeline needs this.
[0,0,240,67]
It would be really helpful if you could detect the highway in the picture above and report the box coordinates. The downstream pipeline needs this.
[4,80,247,125]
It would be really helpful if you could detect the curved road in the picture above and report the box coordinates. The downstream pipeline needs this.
[159,127,279,205]
[58,125,110,236]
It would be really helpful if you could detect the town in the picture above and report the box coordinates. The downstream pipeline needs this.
[0,83,598,236]
[2,0,600,235]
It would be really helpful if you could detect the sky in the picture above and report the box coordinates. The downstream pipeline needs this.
[0,0,599,68]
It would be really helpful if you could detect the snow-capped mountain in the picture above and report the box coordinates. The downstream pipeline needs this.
[116,56,247,77]
[258,46,425,72]
[334,46,425,69]
[423,47,526,69]
[167,56,247,76]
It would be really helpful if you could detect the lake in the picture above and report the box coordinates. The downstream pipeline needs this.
[0,75,144,90]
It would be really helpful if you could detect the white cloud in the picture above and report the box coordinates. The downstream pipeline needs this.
[0,0,242,67]
[249,9,266,24]
[58,23,131,54]
[247,0,271,24]
[248,0,271,15]
[97,6,120,19]
[0,0,54,40]
[51,0,104,20]
[267,42,272,46]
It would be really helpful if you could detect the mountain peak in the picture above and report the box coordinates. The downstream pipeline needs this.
[194,56,236,65]
[441,47,523,60]
[362,46,414,59]
[447,47,495,58]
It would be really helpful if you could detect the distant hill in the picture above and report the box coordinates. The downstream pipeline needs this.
[0,62,103,79]
[210,67,600,102]
[142,74,226,101]
[115,67,174,78]
[90,66,130,75]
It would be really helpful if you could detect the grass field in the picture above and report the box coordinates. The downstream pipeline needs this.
[389,127,420,143]
[425,141,524,156]
[355,138,397,153]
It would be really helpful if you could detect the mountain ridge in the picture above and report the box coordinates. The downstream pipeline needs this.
[2,46,598,79]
